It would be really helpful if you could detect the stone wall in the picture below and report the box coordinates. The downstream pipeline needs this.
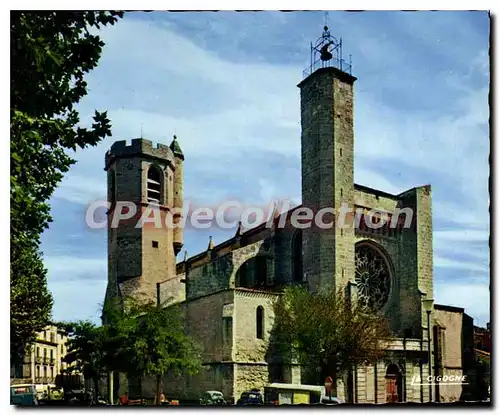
[433,307,466,402]
[158,274,185,306]
[299,67,356,295]
[105,139,181,304]
[185,253,234,300]
[233,290,279,363]
[353,186,400,212]
[234,363,269,402]
[351,360,430,404]
[186,290,235,364]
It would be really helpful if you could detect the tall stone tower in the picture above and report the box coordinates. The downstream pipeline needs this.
[103,137,184,306]
[298,26,356,293]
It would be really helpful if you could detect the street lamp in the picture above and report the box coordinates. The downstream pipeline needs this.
[422,298,434,402]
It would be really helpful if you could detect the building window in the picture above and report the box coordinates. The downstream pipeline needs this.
[256,257,267,286]
[270,364,284,383]
[147,165,162,204]
[236,262,250,288]
[50,367,54,379]
[292,229,303,282]
[43,349,47,358]
[222,317,233,344]
[50,350,53,360]
[50,333,55,343]
[36,347,40,357]
[43,366,47,378]
[152,241,159,248]
[36,366,40,378]
[256,306,264,339]
[355,242,392,312]
[110,169,116,204]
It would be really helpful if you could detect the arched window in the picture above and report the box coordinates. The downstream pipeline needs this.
[292,229,303,282]
[256,306,264,339]
[109,169,116,204]
[147,165,162,204]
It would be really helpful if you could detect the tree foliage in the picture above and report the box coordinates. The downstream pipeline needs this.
[10,11,123,363]
[63,297,202,404]
[59,321,106,400]
[114,297,202,404]
[271,285,391,397]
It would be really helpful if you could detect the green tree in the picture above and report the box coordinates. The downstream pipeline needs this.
[271,286,391,401]
[10,11,123,364]
[117,297,202,404]
[59,321,106,401]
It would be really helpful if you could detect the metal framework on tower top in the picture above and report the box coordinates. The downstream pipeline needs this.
[302,25,352,79]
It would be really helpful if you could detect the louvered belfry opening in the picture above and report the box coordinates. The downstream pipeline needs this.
[147,165,162,204]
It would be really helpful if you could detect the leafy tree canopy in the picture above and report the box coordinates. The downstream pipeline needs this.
[271,286,391,394]
[115,297,202,403]
[10,11,123,363]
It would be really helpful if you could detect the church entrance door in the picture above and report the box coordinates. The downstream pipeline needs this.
[385,364,402,403]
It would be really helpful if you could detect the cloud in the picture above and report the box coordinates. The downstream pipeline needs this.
[44,256,107,282]
[40,12,489,324]
[435,279,490,327]
[49,279,106,324]
[434,229,489,243]
[434,256,489,274]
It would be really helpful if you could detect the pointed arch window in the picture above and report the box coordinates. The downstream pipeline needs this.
[292,229,303,282]
[147,165,162,204]
[256,306,264,339]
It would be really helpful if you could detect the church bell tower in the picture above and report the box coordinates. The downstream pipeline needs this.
[103,136,184,306]
[298,26,356,293]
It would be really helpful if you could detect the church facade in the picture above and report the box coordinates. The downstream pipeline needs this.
[102,30,475,404]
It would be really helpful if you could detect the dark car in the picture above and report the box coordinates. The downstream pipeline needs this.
[237,389,264,405]
[200,391,226,406]
[316,395,344,405]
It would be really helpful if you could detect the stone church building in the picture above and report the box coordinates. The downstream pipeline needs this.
[102,28,475,404]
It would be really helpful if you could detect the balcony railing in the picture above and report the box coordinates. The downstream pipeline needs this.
[35,356,43,364]
[43,357,50,364]
[49,358,55,366]
[34,377,55,385]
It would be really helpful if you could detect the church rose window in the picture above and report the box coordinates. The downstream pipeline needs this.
[355,243,391,311]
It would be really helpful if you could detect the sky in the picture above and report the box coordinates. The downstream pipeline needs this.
[40,11,491,326]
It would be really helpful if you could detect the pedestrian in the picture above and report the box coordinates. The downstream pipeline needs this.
[160,392,167,405]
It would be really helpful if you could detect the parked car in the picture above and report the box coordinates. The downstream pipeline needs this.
[10,384,38,406]
[200,390,226,406]
[237,389,264,405]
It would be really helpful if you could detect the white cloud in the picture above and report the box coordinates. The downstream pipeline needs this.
[434,229,489,243]
[435,279,490,326]
[434,256,489,274]
[49,279,106,324]
[53,175,107,204]
[44,256,107,281]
